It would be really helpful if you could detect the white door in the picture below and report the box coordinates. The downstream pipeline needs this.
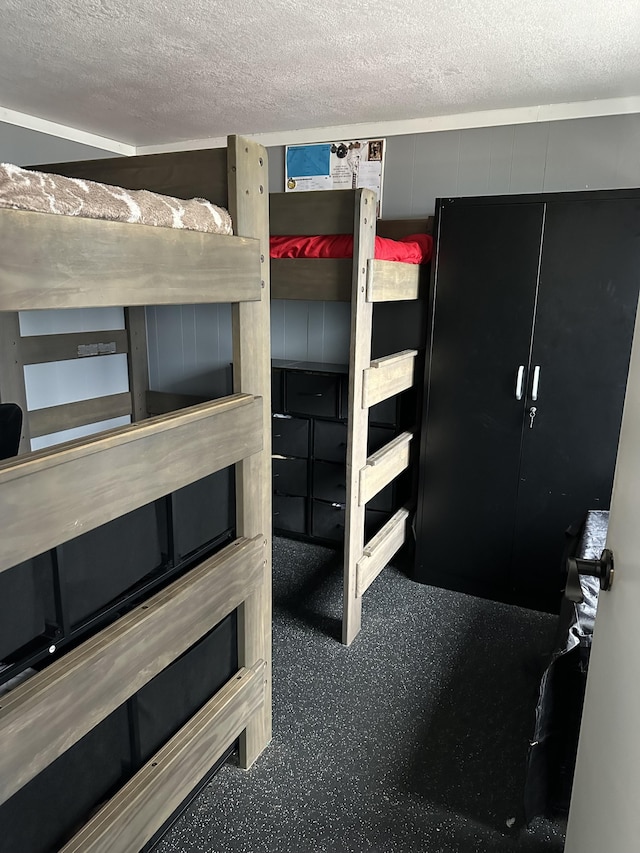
[564,302,640,852]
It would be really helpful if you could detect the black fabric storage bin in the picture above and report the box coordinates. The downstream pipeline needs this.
[135,613,237,763]
[273,457,308,497]
[0,703,131,853]
[312,500,345,542]
[313,420,348,463]
[313,422,396,464]
[272,415,309,458]
[312,461,347,503]
[272,368,284,413]
[171,468,234,562]
[0,557,48,661]
[273,495,306,534]
[312,501,392,543]
[58,502,163,627]
[285,372,340,418]
[312,461,393,511]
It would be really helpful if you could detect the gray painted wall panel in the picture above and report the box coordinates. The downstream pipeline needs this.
[384,134,416,215]
[510,123,549,194]
[487,125,516,195]
[268,146,285,193]
[457,127,492,198]
[146,303,233,398]
[0,121,113,166]
[320,302,350,364]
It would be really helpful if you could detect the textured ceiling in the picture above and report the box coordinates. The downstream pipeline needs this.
[2,0,640,146]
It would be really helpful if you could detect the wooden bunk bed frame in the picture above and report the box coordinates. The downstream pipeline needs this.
[0,136,272,851]
[270,189,431,645]
[0,305,149,454]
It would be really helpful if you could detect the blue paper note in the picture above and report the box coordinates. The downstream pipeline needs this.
[287,144,331,178]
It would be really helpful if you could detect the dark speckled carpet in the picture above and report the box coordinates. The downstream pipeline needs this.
[155,538,566,853]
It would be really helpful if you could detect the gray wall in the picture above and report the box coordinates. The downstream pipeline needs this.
[0,121,113,165]
[382,113,640,217]
[256,113,640,367]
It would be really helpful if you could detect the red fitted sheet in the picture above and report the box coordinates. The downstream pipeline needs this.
[270,232,433,264]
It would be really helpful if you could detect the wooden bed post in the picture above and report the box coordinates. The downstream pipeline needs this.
[342,189,376,645]
[228,136,272,766]
[0,312,30,453]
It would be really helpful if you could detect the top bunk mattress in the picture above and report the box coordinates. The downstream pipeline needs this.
[0,163,232,236]
[270,233,433,264]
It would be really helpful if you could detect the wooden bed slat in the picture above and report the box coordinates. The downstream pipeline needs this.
[19,329,129,364]
[271,258,352,301]
[59,662,266,853]
[0,535,265,807]
[0,209,261,310]
[358,431,413,506]
[366,259,421,302]
[28,392,132,438]
[362,349,418,408]
[0,393,262,572]
[357,508,411,597]
[270,191,356,236]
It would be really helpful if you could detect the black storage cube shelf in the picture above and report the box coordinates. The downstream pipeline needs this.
[134,612,237,763]
[0,557,50,661]
[311,501,391,543]
[0,612,238,852]
[285,371,340,418]
[0,704,131,853]
[57,502,163,627]
[272,361,409,545]
[273,457,308,497]
[272,415,310,458]
[313,420,348,463]
[273,494,307,534]
[170,468,235,563]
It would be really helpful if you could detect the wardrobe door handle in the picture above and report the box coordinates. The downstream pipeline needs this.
[531,366,541,402]
[515,365,525,401]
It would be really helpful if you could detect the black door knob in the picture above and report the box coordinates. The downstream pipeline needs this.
[566,548,614,603]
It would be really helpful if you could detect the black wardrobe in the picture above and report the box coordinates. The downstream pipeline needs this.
[415,190,640,612]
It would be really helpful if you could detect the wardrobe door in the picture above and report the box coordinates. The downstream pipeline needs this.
[415,200,545,599]
[512,197,640,610]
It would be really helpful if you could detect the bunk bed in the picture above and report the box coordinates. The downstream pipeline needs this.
[270,190,432,645]
[0,136,272,852]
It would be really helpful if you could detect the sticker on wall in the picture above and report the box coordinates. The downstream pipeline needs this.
[285,139,386,215]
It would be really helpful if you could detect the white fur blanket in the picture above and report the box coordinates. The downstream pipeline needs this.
[0,162,232,235]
